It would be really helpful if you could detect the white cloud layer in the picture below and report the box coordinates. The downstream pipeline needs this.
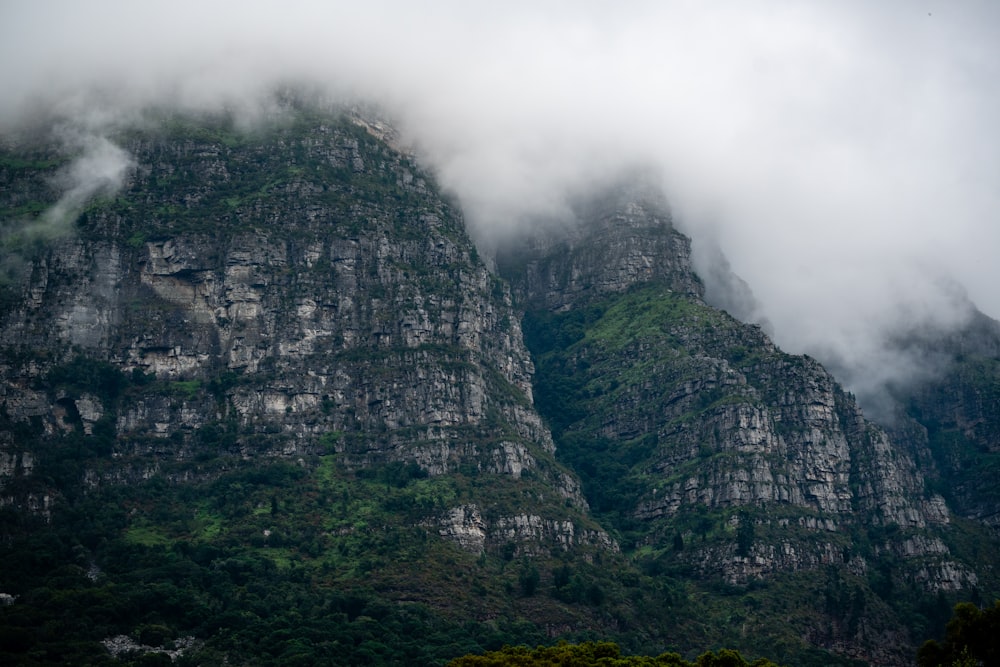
[2,0,999,406]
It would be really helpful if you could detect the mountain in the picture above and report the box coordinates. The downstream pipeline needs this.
[885,310,1000,530]
[0,105,997,666]
[498,178,999,665]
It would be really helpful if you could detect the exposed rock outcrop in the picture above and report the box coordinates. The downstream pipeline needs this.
[501,174,984,624]
[0,110,600,550]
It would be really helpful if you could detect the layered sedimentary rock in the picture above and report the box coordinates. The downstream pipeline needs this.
[0,110,606,554]
[502,178,978,593]
[2,108,997,666]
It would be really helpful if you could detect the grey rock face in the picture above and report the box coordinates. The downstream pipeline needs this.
[436,503,616,557]
[884,308,1000,530]
[504,175,976,594]
[1,111,995,667]
[500,176,702,311]
[0,111,609,552]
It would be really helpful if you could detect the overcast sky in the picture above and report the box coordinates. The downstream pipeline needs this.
[2,0,999,406]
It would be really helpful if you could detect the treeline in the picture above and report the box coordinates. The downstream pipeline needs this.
[917,600,1000,667]
[451,599,1000,667]
[447,641,779,666]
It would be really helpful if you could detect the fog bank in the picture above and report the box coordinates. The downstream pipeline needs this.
[3,0,999,406]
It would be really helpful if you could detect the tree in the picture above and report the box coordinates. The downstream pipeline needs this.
[918,600,1000,666]
[446,641,779,666]
[519,562,540,597]
[736,512,754,557]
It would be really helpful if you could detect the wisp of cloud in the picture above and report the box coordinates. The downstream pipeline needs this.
[44,132,134,234]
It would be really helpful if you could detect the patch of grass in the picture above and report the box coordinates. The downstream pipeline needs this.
[124,524,170,547]
[169,380,201,401]
[125,231,147,248]
[191,508,223,540]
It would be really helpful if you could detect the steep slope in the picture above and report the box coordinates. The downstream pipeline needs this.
[2,107,998,666]
[499,180,1000,665]
[0,108,628,665]
[0,108,602,544]
[886,310,1000,531]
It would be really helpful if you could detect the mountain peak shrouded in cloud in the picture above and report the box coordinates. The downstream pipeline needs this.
[2,0,1000,410]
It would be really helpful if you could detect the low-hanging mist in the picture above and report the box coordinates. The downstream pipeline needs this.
[2,0,999,411]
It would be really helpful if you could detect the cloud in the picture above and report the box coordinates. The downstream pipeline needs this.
[1,130,133,282]
[2,0,999,408]
[46,132,134,230]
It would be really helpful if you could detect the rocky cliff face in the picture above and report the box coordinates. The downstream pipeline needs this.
[885,309,1000,531]
[501,179,995,663]
[1,109,997,667]
[498,175,702,311]
[0,110,604,557]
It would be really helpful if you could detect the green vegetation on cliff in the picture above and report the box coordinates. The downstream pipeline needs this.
[2,105,999,667]
[520,280,989,666]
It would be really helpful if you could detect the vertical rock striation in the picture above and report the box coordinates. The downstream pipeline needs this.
[0,109,608,553]
[500,174,989,663]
